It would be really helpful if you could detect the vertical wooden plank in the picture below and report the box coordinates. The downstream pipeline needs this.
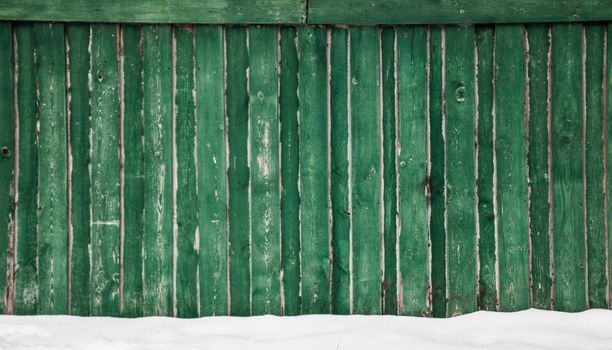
[122,23,145,318]
[226,26,250,316]
[584,23,607,309]
[279,26,300,316]
[0,22,13,314]
[14,23,38,315]
[445,25,477,317]
[608,23,612,311]
[380,26,397,316]
[34,22,68,314]
[527,24,552,310]
[350,26,382,315]
[174,25,198,318]
[298,26,330,314]
[551,23,586,312]
[429,25,446,318]
[90,23,121,316]
[330,26,350,315]
[396,25,429,316]
[495,24,529,312]
[249,25,280,315]
[475,25,497,311]
[196,25,228,317]
[66,23,91,316]
[142,24,173,316]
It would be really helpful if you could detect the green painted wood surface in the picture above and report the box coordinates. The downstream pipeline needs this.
[329,26,351,315]
[0,22,12,315]
[380,26,397,316]
[279,26,300,316]
[308,0,612,25]
[195,25,228,317]
[142,24,173,316]
[298,26,330,314]
[175,25,198,318]
[397,25,429,317]
[608,23,612,311]
[14,23,38,315]
[226,26,250,316]
[66,23,92,316]
[0,0,306,24]
[35,22,69,314]
[475,25,497,312]
[429,25,446,318]
[445,25,477,317]
[121,24,145,318]
[584,23,607,309]
[526,23,552,310]
[551,23,586,312]
[350,26,382,315]
[495,24,529,312]
[249,26,281,316]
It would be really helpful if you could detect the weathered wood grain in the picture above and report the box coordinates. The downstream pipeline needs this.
[551,23,586,312]
[298,26,330,314]
[526,24,552,310]
[195,25,228,317]
[350,26,382,315]
[142,24,173,316]
[397,25,430,317]
[121,23,145,318]
[475,24,497,312]
[429,25,446,318]
[226,26,250,316]
[445,25,477,317]
[495,24,529,312]
[308,0,612,25]
[34,22,68,315]
[14,23,38,315]
[330,26,351,315]
[608,23,612,311]
[174,25,198,318]
[0,0,306,24]
[584,23,607,309]
[279,26,300,316]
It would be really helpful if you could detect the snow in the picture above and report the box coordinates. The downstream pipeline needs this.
[1,309,612,349]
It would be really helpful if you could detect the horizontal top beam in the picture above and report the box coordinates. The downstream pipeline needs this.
[0,0,609,24]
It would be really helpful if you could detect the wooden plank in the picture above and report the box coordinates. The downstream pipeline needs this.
[380,26,397,316]
[121,23,145,318]
[66,23,91,316]
[298,26,330,314]
[0,0,306,24]
[495,24,529,312]
[142,24,173,316]
[90,23,121,316]
[445,25,477,317]
[34,22,68,315]
[584,23,607,309]
[609,23,612,311]
[330,26,350,315]
[396,25,429,317]
[551,23,586,312]
[0,22,13,315]
[14,23,38,315]
[308,0,612,25]
[279,26,300,316]
[350,26,382,315]
[226,26,250,316]
[526,23,552,310]
[475,24,497,311]
[174,25,198,318]
[195,25,228,317]
[249,25,281,315]
[429,25,446,318]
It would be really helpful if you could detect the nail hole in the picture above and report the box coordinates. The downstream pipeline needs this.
[1,147,10,157]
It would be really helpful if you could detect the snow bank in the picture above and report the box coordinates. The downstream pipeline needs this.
[1,309,611,349]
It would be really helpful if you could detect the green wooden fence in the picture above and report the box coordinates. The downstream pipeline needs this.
[0,1,611,318]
